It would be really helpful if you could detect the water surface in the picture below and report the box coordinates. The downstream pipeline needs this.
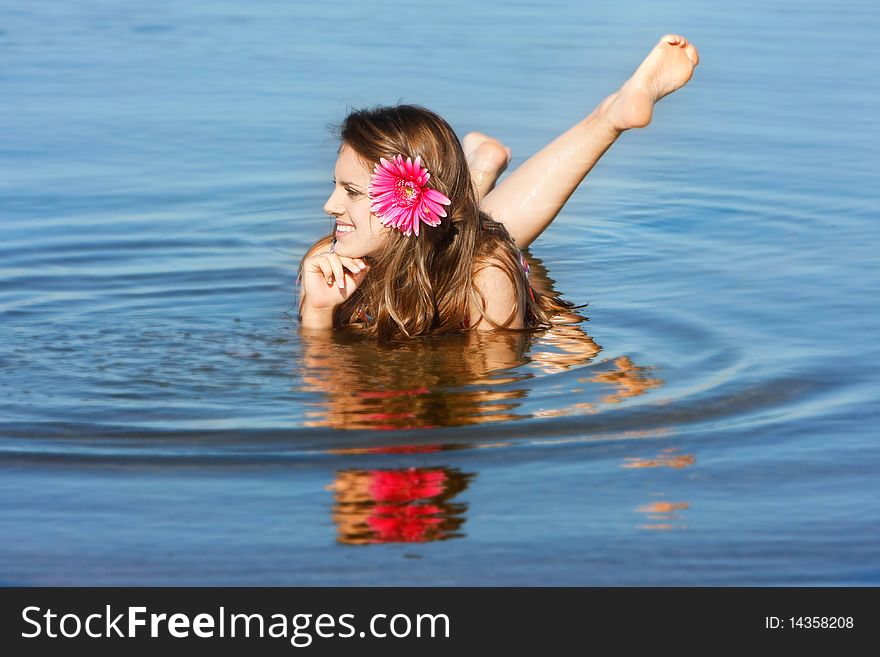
[1,0,878,584]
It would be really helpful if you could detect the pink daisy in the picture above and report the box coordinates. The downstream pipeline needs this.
[368,154,452,237]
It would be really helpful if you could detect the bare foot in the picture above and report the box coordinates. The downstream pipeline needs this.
[606,34,699,131]
[462,131,513,199]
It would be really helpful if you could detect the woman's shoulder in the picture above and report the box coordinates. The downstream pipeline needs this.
[470,240,527,280]
[467,246,526,330]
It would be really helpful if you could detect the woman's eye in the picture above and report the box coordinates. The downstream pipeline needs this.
[346,188,359,198]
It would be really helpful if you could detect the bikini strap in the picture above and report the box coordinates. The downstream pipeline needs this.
[519,251,531,278]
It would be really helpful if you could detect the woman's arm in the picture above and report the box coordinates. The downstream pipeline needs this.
[297,237,370,329]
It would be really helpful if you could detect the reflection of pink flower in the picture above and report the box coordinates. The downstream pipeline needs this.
[368,468,446,502]
[368,155,451,237]
[362,412,416,421]
[367,504,443,543]
[365,469,448,542]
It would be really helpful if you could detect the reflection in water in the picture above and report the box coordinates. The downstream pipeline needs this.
[300,329,532,429]
[530,321,600,374]
[588,356,663,404]
[330,444,456,456]
[329,465,474,545]
[636,501,690,531]
[622,447,695,469]
[625,448,694,531]
[297,253,663,430]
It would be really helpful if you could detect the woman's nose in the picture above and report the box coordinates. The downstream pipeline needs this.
[324,191,344,217]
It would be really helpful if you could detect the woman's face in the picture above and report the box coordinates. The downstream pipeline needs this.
[323,145,392,258]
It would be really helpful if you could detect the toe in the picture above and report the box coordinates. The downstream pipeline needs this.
[684,43,700,66]
[662,34,681,45]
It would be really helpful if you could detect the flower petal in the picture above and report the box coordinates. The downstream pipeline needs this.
[368,152,453,238]
[423,188,451,205]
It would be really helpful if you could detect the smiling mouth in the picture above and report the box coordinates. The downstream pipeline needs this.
[336,223,355,234]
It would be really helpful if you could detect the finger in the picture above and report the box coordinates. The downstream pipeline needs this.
[340,257,366,275]
[328,256,346,289]
[305,255,330,276]
[316,258,335,286]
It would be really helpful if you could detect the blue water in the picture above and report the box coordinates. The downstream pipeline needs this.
[1,0,878,584]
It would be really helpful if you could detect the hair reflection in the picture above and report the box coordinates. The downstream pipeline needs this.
[297,252,662,429]
[589,356,662,404]
[329,464,474,545]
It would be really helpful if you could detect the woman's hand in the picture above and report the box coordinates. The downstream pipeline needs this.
[299,250,370,320]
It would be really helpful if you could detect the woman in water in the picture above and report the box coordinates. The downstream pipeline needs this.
[298,34,699,341]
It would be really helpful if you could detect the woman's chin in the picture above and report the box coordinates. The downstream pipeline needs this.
[334,232,386,259]
[333,245,363,259]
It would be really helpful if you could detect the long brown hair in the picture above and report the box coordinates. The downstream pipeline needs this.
[302,104,578,341]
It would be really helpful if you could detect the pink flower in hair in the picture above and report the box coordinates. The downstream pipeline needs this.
[368,154,452,237]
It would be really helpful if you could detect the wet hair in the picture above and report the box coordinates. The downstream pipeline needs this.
[301,103,577,341]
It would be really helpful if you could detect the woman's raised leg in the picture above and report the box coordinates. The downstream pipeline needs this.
[480,34,699,249]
